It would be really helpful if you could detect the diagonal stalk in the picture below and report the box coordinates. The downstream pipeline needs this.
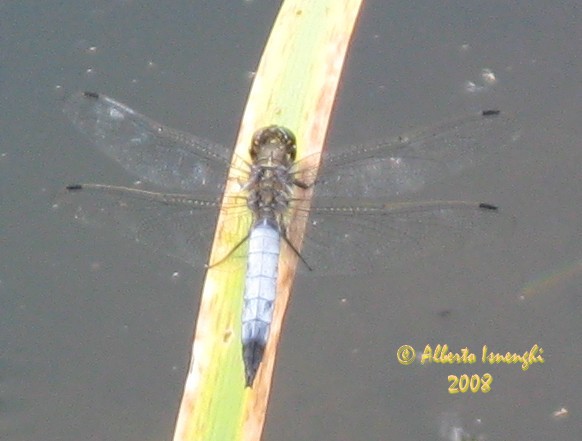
[173,1,363,440]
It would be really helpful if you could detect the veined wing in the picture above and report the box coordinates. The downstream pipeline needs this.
[310,110,518,198]
[288,198,514,275]
[56,184,252,269]
[63,92,233,193]
[57,184,512,275]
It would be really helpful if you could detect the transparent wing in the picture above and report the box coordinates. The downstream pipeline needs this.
[289,199,514,275]
[306,110,518,198]
[55,185,251,269]
[61,95,518,276]
[63,92,233,193]
[56,185,513,276]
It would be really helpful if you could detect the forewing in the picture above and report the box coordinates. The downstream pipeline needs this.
[311,110,519,198]
[63,92,233,192]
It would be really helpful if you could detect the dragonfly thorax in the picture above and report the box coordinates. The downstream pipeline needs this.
[245,126,298,221]
[246,179,292,219]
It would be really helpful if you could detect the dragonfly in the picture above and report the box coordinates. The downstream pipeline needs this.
[60,91,516,386]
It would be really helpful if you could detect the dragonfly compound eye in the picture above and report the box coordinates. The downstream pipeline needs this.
[278,127,297,161]
[251,126,297,161]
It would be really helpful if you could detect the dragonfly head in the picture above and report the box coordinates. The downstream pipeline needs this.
[250,125,297,164]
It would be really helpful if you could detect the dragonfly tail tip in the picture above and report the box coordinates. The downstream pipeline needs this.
[243,339,266,387]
